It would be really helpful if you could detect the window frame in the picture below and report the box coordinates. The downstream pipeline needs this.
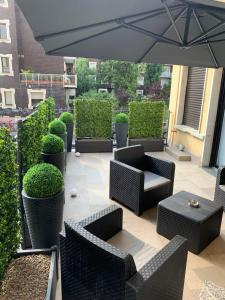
[0,0,8,8]
[0,20,11,43]
[89,61,97,70]
[136,89,144,96]
[137,75,144,86]
[0,88,16,109]
[27,89,46,109]
[0,54,13,76]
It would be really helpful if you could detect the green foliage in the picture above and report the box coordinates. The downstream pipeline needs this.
[115,113,128,124]
[76,58,97,96]
[59,112,74,124]
[49,119,66,134]
[23,163,64,198]
[144,64,163,87]
[128,101,164,139]
[78,90,118,110]
[42,134,64,154]
[19,98,55,174]
[74,99,112,138]
[0,128,20,280]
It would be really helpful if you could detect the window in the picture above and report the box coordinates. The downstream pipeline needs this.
[137,76,144,86]
[136,90,144,96]
[27,89,46,109]
[98,88,108,93]
[0,0,8,8]
[0,88,16,108]
[0,20,10,43]
[89,61,97,70]
[65,63,74,75]
[0,54,13,75]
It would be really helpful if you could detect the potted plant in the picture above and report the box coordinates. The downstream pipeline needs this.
[115,113,128,148]
[41,134,65,174]
[22,163,64,249]
[59,112,74,152]
[48,119,67,152]
[128,101,164,152]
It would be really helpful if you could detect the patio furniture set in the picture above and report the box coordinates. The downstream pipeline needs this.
[59,145,224,300]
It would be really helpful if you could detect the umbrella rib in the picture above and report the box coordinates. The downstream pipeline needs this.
[136,7,187,63]
[183,6,192,45]
[36,4,184,41]
[192,10,218,68]
[161,0,184,44]
[193,29,225,46]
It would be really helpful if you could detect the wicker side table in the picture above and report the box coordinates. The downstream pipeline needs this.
[157,191,223,254]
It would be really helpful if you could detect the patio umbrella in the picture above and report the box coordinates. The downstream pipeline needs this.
[16,0,225,68]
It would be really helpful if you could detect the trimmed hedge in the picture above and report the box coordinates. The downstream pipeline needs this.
[74,99,112,138]
[42,134,64,154]
[23,163,64,198]
[18,98,55,174]
[128,101,164,139]
[0,127,20,280]
[59,112,74,124]
[49,119,66,134]
[115,113,128,123]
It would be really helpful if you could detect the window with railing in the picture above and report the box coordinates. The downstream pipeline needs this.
[20,73,77,87]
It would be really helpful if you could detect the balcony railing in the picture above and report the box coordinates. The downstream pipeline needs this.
[20,73,77,88]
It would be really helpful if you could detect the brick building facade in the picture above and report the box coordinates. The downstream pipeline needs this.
[0,0,76,113]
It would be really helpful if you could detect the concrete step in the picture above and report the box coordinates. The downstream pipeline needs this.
[165,147,191,161]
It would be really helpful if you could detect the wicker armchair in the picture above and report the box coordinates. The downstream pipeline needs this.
[60,205,188,300]
[214,166,225,211]
[110,145,175,215]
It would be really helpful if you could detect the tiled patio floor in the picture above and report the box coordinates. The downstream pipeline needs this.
[57,151,225,299]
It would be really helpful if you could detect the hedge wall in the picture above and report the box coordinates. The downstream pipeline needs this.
[74,99,112,138]
[18,98,55,174]
[128,101,164,139]
[0,128,20,280]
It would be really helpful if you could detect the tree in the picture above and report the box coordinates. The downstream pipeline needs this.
[76,58,97,96]
[144,64,163,87]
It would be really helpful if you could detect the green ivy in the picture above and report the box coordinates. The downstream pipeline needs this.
[0,127,20,280]
[74,99,112,138]
[128,101,164,139]
[19,98,55,174]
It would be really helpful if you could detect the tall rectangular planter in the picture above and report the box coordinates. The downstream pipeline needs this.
[76,139,113,153]
[14,246,58,300]
[128,138,164,152]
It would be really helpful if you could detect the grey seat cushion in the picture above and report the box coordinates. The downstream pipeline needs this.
[144,171,170,192]
[219,185,225,192]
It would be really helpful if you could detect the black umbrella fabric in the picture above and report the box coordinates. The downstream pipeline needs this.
[16,0,225,67]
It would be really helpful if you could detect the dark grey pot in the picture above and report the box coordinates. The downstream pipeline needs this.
[54,132,67,152]
[115,123,128,148]
[65,122,74,152]
[22,189,65,249]
[41,151,65,175]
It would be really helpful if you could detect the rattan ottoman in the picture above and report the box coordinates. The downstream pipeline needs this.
[157,191,223,254]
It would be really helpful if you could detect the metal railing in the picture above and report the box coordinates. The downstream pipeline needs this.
[20,73,77,88]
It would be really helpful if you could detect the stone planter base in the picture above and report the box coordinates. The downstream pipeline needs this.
[128,138,164,152]
[14,246,58,300]
[76,139,113,153]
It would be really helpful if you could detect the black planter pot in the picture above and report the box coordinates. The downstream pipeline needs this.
[41,151,65,174]
[115,123,128,148]
[65,122,74,152]
[54,132,67,152]
[22,189,65,249]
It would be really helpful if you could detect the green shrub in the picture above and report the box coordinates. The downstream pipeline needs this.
[128,101,164,139]
[49,119,66,134]
[23,163,64,198]
[19,98,55,174]
[59,112,74,124]
[74,99,112,138]
[0,127,20,280]
[115,113,128,123]
[42,134,64,154]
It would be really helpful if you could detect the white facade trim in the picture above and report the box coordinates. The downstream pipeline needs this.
[0,54,13,76]
[0,88,16,108]
[0,20,11,43]
[27,89,46,109]
[0,0,8,8]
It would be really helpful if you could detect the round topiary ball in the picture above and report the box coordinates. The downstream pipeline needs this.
[23,163,64,198]
[42,134,64,154]
[59,112,74,124]
[115,113,128,123]
[49,119,66,134]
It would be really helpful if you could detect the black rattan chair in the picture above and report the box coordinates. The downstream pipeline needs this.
[214,166,225,211]
[110,145,175,215]
[60,205,188,300]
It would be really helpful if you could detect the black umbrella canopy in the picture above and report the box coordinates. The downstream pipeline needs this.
[16,0,225,67]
